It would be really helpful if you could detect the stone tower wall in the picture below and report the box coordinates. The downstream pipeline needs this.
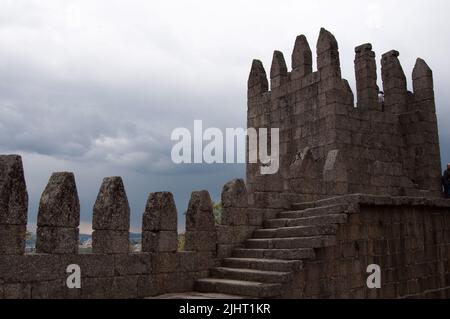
[247,28,442,207]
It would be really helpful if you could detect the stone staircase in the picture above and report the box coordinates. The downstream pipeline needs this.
[194,202,351,298]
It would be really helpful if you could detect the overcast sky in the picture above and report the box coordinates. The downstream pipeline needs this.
[1,0,449,233]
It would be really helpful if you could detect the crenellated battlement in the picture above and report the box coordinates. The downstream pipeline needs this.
[246,28,442,204]
[0,28,447,300]
[0,154,259,298]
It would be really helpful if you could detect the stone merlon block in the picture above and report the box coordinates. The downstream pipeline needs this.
[185,190,215,231]
[248,59,268,91]
[270,51,288,79]
[316,28,341,78]
[36,226,79,255]
[317,27,339,54]
[292,34,312,77]
[37,172,80,228]
[355,43,373,54]
[142,192,177,232]
[413,58,434,92]
[221,179,248,209]
[93,177,130,231]
[381,50,407,86]
[0,155,28,225]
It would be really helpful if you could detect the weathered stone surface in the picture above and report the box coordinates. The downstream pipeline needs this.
[270,51,288,88]
[0,155,28,225]
[93,177,130,231]
[317,28,341,79]
[36,226,79,254]
[137,275,157,298]
[0,255,63,283]
[37,172,80,228]
[355,43,378,110]
[1,283,32,299]
[0,224,26,255]
[185,190,215,231]
[31,280,80,299]
[114,253,152,276]
[142,192,177,231]
[221,179,247,209]
[142,231,178,253]
[413,58,434,96]
[92,230,129,254]
[63,254,115,278]
[292,35,312,77]
[111,276,138,299]
[248,59,269,97]
[152,252,178,273]
[185,231,217,252]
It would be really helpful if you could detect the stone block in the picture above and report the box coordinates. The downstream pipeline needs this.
[176,251,198,272]
[36,226,79,255]
[0,283,32,299]
[142,231,178,253]
[93,177,130,231]
[0,224,26,255]
[185,231,217,252]
[92,230,129,254]
[185,190,215,231]
[31,280,80,299]
[114,253,152,276]
[0,255,63,283]
[63,254,115,278]
[37,172,80,228]
[152,252,178,273]
[111,276,138,299]
[81,277,113,299]
[0,155,28,225]
[142,192,177,232]
[221,180,248,222]
[137,275,157,298]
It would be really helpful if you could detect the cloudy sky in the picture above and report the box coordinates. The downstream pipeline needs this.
[1,0,449,233]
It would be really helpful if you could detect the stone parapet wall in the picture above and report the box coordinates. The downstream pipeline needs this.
[0,155,241,299]
[282,195,450,298]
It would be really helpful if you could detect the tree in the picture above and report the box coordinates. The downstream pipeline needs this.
[25,231,33,241]
[212,201,223,225]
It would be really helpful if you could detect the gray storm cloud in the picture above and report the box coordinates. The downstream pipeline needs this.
[0,0,449,231]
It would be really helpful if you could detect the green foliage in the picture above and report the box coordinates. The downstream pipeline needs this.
[213,201,223,225]
[25,231,33,241]
[178,233,185,251]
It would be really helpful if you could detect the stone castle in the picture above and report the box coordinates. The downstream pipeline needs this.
[1,28,449,299]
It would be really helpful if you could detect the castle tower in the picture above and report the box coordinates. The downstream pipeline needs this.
[246,28,442,207]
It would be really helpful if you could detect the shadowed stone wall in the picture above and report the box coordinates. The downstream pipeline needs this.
[281,195,450,299]
[247,28,442,208]
[0,155,216,299]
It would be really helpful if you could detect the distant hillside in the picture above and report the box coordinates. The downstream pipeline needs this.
[26,232,142,248]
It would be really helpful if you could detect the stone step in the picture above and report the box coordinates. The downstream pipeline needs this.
[268,214,347,227]
[148,292,248,299]
[289,202,316,211]
[195,278,282,298]
[233,248,315,260]
[222,257,303,272]
[291,195,360,211]
[210,267,292,283]
[245,236,336,250]
[278,204,349,219]
[256,224,337,238]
